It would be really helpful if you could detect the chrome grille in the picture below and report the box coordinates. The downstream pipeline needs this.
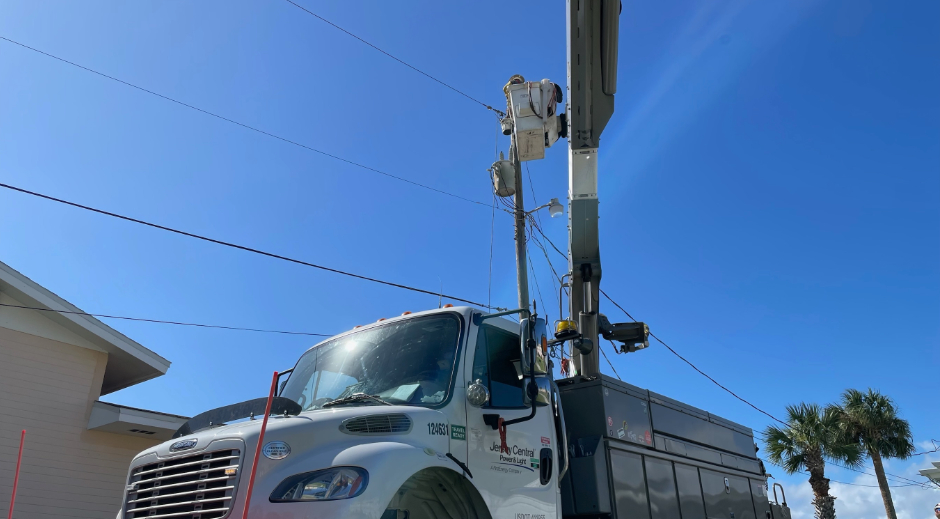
[341,414,412,434]
[124,448,240,519]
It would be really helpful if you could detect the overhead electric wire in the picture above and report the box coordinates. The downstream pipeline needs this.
[529,217,567,259]
[600,346,622,381]
[828,460,931,488]
[0,36,491,208]
[0,182,492,308]
[600,289,786,425]
[523,219,787,424]
[527,252,549,323]
[761,435,935,487]
[911,440,940,456]
[528,220,928,448]
[764,459,932,490]
[606,286,940,485]
[529,227,564,310]
[0,302,332,337]
[523,164,564,312]
[8,23,927,476]
[283,0,505,118]
[524,163,546,231]
[527,216,564,281]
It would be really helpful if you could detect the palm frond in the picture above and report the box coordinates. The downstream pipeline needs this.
[783,452,806,474]
[839,387,915,459]
[762,402,854,475]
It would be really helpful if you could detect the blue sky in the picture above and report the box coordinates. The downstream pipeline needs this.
[1,0,937,515]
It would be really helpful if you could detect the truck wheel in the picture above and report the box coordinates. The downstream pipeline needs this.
[384,468,490,519]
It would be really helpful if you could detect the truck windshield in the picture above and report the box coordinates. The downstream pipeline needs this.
[280,314,461,411]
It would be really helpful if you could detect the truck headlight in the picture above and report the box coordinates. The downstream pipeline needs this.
[269,466,368,502]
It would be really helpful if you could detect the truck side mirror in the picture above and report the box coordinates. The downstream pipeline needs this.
[519,317,549,377]
[523,378,551,407]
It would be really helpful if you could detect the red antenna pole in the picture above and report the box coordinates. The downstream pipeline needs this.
[241,372,278,518]
[7,430,25,519]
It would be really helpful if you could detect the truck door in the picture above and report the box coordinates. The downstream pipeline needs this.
[464,322,557,518]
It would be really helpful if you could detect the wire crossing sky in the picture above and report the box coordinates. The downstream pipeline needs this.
[0,36,493,208]
[1,1,937,515]
[0,182,493,307]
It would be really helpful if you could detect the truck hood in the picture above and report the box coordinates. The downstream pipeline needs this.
[136,404,452,461]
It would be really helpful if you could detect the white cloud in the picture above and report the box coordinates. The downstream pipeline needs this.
[779,455,940,519]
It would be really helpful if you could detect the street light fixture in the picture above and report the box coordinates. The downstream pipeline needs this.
[526,198,565,218]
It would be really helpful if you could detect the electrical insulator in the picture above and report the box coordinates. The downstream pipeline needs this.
[506,78,564,162]
[490,153,515,197]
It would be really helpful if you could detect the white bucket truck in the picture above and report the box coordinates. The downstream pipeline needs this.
[118,306,790,519]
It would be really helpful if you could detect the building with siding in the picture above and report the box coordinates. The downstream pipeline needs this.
[0,261,188,518]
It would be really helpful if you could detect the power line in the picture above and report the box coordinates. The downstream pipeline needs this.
[513,168,934,486]
[522,220,787,424]
[525,214,564,280]
[828,460,930,488]
[599,286,934,486]
[759,426,930,487]
[600,346,622,381]
[0,182,492,308]
[764,459,932,490]
[524,163,546,231]
[0,302,333,337]
[523,164,564,314]
[283,0,505,118]
[832,481,927,489]
[0,36,491,208]
[527,253,549,323]
[650,329,786,425]
[529,217,567,259]
[911,440,940,456]
[8,16,925,480]
[528,221,563,313]
[599,289,786,425]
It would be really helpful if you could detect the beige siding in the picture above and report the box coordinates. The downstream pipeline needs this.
[0,326,162,518]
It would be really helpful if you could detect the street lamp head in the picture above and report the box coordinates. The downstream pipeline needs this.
[548,198,564,218]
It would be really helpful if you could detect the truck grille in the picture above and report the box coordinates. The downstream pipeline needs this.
[124,448,241,519]
[341,414,412,434]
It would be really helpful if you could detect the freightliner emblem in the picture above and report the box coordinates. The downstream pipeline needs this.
[170,439,198,452]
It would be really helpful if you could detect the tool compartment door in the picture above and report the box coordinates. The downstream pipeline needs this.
[701,468,757,519]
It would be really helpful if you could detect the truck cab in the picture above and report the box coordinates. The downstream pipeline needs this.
[117,306,789,519]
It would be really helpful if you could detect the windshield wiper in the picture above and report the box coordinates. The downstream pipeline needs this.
[321,393,394,408]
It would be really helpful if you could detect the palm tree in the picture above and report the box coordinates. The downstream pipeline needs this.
[764,403,864,519]
[831,388,915,519]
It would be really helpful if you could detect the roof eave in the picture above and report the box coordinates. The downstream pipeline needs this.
[0,261,170,393]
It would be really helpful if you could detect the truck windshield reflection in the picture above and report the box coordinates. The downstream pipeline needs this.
[280,314,461,411]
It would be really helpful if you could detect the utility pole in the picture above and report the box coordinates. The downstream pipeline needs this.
[566,0,621,376]
[511,142,529,312]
